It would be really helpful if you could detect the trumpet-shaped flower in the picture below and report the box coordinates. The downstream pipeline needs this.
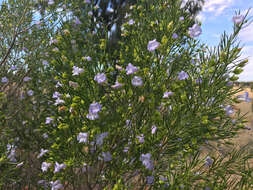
[232,15,244,24]
[72,66,84,76]
[37,149,49,158]
[132,76,143,86]
[1,77,8,83]
[178,71,189,80]
[41,162,51,172]
[126,63,138,75]
[54,162,66,173]
[77,132,88,143]
[188,24,202,38]
[94,73,107,84]
[147,39,160,52]
[50,180,63,190]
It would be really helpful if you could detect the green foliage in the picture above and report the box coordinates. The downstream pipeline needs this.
[0,0,253,189]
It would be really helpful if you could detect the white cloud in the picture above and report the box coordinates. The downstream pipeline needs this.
[203,0,234,16]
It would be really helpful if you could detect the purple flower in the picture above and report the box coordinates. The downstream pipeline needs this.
[37,149,49,158]
[42,60,48,66]
[151,125,157,134]
[86,113,99,120]
[163,91,174,98]
[45,117,54,124]
[94,73,107,84]
[131,76,143,87]
[84,56,92,61]
[50,180,63,190]
[75,17,82,25]
[102,152,112,162]
[147,39,160,52]
[56,81,63,88]
[140,153,154,170]
[85,0,91,3]
[53,91,61,99]
[224,105,234,115]
[126,63,138,75]
[41,162,51,172]
[137,134,144,144]
[232,15,244,24]
[178,71,189,80]
[205,156,213,167]
[1,77,8,83]
[88,11,93,16]
[237,92,251,102]
[146,176,154,184]
[27,90,34,96]
[245,126,251,130]
[188,24,202,38]
[196,78,202,84]
[54,162,66,173]
[111,81,124,89]
[96,132,108,146]
[89,102,102,114]
[72,66,84,76]
[172,33,178,39]
[48,0,54,5]
[23,76,32,82]
[77,132,88,143]
[128,19,135,25]
[54,98,65,106]
[179,16,184,21]
[10,65,17,70]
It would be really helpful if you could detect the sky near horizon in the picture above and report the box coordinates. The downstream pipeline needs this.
[198,0,253,81]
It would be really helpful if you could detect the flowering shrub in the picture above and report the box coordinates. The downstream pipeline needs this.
[1,0,253,189]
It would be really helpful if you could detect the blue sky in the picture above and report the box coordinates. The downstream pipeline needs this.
[198,0,253,81]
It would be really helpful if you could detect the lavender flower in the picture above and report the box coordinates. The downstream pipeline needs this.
[178,71,189,80]
[151,125,157,134]
[75,17,82,25]
[163,91,174,98]
[147,39,160,52]
[111,81,124,89]
[188,24,202,38]
[147,176,154,184]
[237,92,251,102]
[23,76,32,82]
[205,156,213,167]
[37,149,49,158]
[1,77,8,83]
[126,63,138,75]
[86,113,99,120]
[54,98,65,106]
[54,162,66,173]
[50,180,63,190]
[172,33,178,39]
[45,117,54,124]
[89,102,102,114]
[102,152,112,162]
[48,0,54,5]
[72,66,84,76]
[53,91,61,99]
[77,132,88,143]
[42,60,49,66]
[131,76,143,87]
[232,15,244,24]
[41,162,51,172]
[96,132,108,146]
[128,19,135,25]
[224,105,234,115]
[27,90,34,96]
[137,134,144,144]
[94,73,107,84]
[140,153,154,170]
[179,16,184,21]
[84,56,92,61]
